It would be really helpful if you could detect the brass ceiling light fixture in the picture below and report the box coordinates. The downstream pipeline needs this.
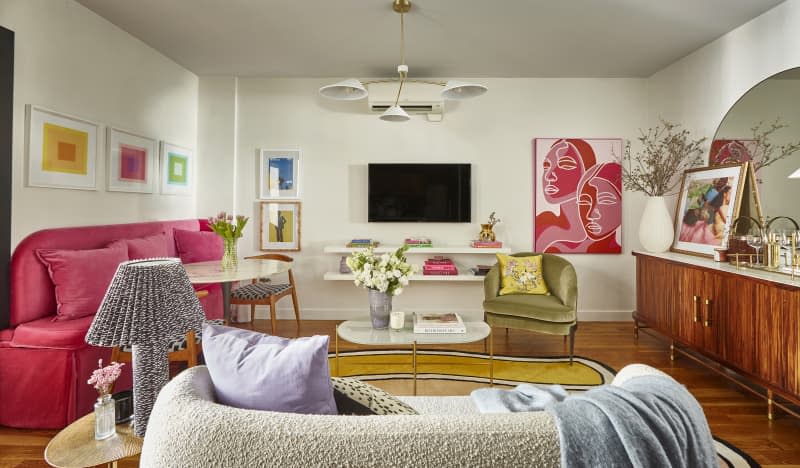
[318,0,488,122]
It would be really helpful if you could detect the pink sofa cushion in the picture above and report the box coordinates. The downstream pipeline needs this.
[108,233,169,260]
[11,315,96,349]
[174,229,223,264]
[36,243,128,321]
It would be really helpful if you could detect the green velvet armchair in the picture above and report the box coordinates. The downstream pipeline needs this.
[483,252,578,363]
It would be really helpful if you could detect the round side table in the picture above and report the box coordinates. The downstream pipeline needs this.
[45,412,142,468]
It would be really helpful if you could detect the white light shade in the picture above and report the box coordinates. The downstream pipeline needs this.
[441,80,488,100]
[319,78,368,100]
[380,105,410,122]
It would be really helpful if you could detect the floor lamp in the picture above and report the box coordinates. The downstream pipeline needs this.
[86,258,204,437]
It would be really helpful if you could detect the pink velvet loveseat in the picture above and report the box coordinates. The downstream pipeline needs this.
[0,219,222,429]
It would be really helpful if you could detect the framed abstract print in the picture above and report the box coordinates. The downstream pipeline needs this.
[259,149,300,199]
[259,201,301,251]
[533,138,623,254]
[107,127,157,193]
[160,142,193,195]
[708,139,758,166]
[26,105,99,190]
[671,163,748,257]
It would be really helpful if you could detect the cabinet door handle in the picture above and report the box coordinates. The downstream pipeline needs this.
[703,299,712,327]
[692,295,700,323]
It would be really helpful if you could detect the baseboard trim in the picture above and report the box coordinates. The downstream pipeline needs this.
[240,307,633,322]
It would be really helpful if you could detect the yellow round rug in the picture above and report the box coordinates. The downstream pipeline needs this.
[329,350,615,395]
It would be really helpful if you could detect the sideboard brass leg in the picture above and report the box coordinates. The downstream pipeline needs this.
[633,319,639,342]
[768,389,774,420]
[669,341,675,361]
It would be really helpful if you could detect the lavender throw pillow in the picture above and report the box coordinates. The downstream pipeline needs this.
[202,323,337,414]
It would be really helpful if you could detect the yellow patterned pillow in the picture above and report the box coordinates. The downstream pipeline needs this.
[497,254,550,295]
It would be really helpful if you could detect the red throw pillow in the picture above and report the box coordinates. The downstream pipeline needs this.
[173,228,223,263]
[108,233,169,260]
[36,243,129,321]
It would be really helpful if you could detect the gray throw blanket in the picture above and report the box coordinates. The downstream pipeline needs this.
[471,375,717,468]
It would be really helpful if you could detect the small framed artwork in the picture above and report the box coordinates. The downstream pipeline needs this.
[259,149,300,199]
[160,142,193,195]
[107,127,157,193]
[260,201,301,251]
[671,162,749,257]
[708,139,758,166]
[26,105,99,190]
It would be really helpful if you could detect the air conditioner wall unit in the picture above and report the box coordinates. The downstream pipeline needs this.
[367,81,443,115]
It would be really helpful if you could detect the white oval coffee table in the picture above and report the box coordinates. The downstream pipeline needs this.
[335,315,492,395]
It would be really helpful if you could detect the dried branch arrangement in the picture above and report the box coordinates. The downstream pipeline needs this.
[744,119,800,173]
[621,119,707,197]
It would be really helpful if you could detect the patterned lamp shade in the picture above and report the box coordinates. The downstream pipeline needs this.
[86,258,204,437]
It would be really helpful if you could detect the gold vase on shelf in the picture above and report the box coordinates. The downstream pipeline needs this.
[478,212,501,242]
[478,224,495,242]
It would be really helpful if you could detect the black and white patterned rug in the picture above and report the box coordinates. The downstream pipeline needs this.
[715,437,760,467]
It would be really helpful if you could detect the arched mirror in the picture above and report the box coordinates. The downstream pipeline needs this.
[712,67,800,234]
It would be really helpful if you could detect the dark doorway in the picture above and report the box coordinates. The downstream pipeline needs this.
[0,27,13,330]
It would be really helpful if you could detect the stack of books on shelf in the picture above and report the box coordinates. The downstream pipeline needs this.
[404,237,432,247]
[423,257,458,276]
[469,264,492,276]
[346,238,380,248]
[413,312,467,334]
[471,240,503,248]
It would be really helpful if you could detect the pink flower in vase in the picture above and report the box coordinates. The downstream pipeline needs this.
[87,359,125,397]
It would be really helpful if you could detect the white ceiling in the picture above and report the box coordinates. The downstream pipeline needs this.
[76,0,785,78]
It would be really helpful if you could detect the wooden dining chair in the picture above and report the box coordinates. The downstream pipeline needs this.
[229,253,300,335]
[110,290,222,369]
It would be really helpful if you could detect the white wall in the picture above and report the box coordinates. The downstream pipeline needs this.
[197,76,237,213]
[200,77,649,321]
[0,0,199,247]
[649,0,800,147]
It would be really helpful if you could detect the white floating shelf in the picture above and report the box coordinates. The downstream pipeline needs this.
[323,272,486,282]
[324,245,511,255]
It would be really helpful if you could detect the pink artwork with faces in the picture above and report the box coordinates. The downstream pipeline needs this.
[119,144,147,182]
[533,138,623,254]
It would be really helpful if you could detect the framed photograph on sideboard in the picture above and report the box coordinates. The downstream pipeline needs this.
[671,162,749,257]
[259,201,301,251]
[258,149,300,199]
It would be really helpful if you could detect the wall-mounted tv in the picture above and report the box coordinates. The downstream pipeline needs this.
[368,163,471,222]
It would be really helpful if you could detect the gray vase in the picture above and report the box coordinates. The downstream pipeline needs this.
[368,289,392,329]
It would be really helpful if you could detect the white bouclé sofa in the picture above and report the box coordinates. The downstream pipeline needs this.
[140,364,669,467]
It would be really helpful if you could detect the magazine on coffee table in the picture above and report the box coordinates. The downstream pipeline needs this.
[413,312,467,334]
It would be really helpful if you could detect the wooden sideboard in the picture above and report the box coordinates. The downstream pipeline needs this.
[633,251,800,417]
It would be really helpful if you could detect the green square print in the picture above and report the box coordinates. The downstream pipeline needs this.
[167,152,188,185]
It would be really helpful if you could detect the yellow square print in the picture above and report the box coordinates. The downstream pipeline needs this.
[268,210,294,243]
[42,123,89,174]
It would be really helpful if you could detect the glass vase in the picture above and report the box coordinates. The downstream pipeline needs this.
[368,289,392,329]
[94,394,116,440]
[222,238,238,271]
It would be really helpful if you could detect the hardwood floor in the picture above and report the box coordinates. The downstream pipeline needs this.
[2,320,799,467]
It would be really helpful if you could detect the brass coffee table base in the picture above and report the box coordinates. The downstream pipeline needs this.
[335,323,494,395]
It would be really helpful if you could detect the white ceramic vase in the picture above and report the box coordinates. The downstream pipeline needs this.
[638,196,674,253]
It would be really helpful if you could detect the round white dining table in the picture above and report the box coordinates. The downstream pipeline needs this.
[183,258,291,323]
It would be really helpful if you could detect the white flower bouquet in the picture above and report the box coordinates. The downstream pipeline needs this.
[346,245,418,296]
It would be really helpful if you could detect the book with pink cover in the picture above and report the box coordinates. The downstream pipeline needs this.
[471,240,503,248]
